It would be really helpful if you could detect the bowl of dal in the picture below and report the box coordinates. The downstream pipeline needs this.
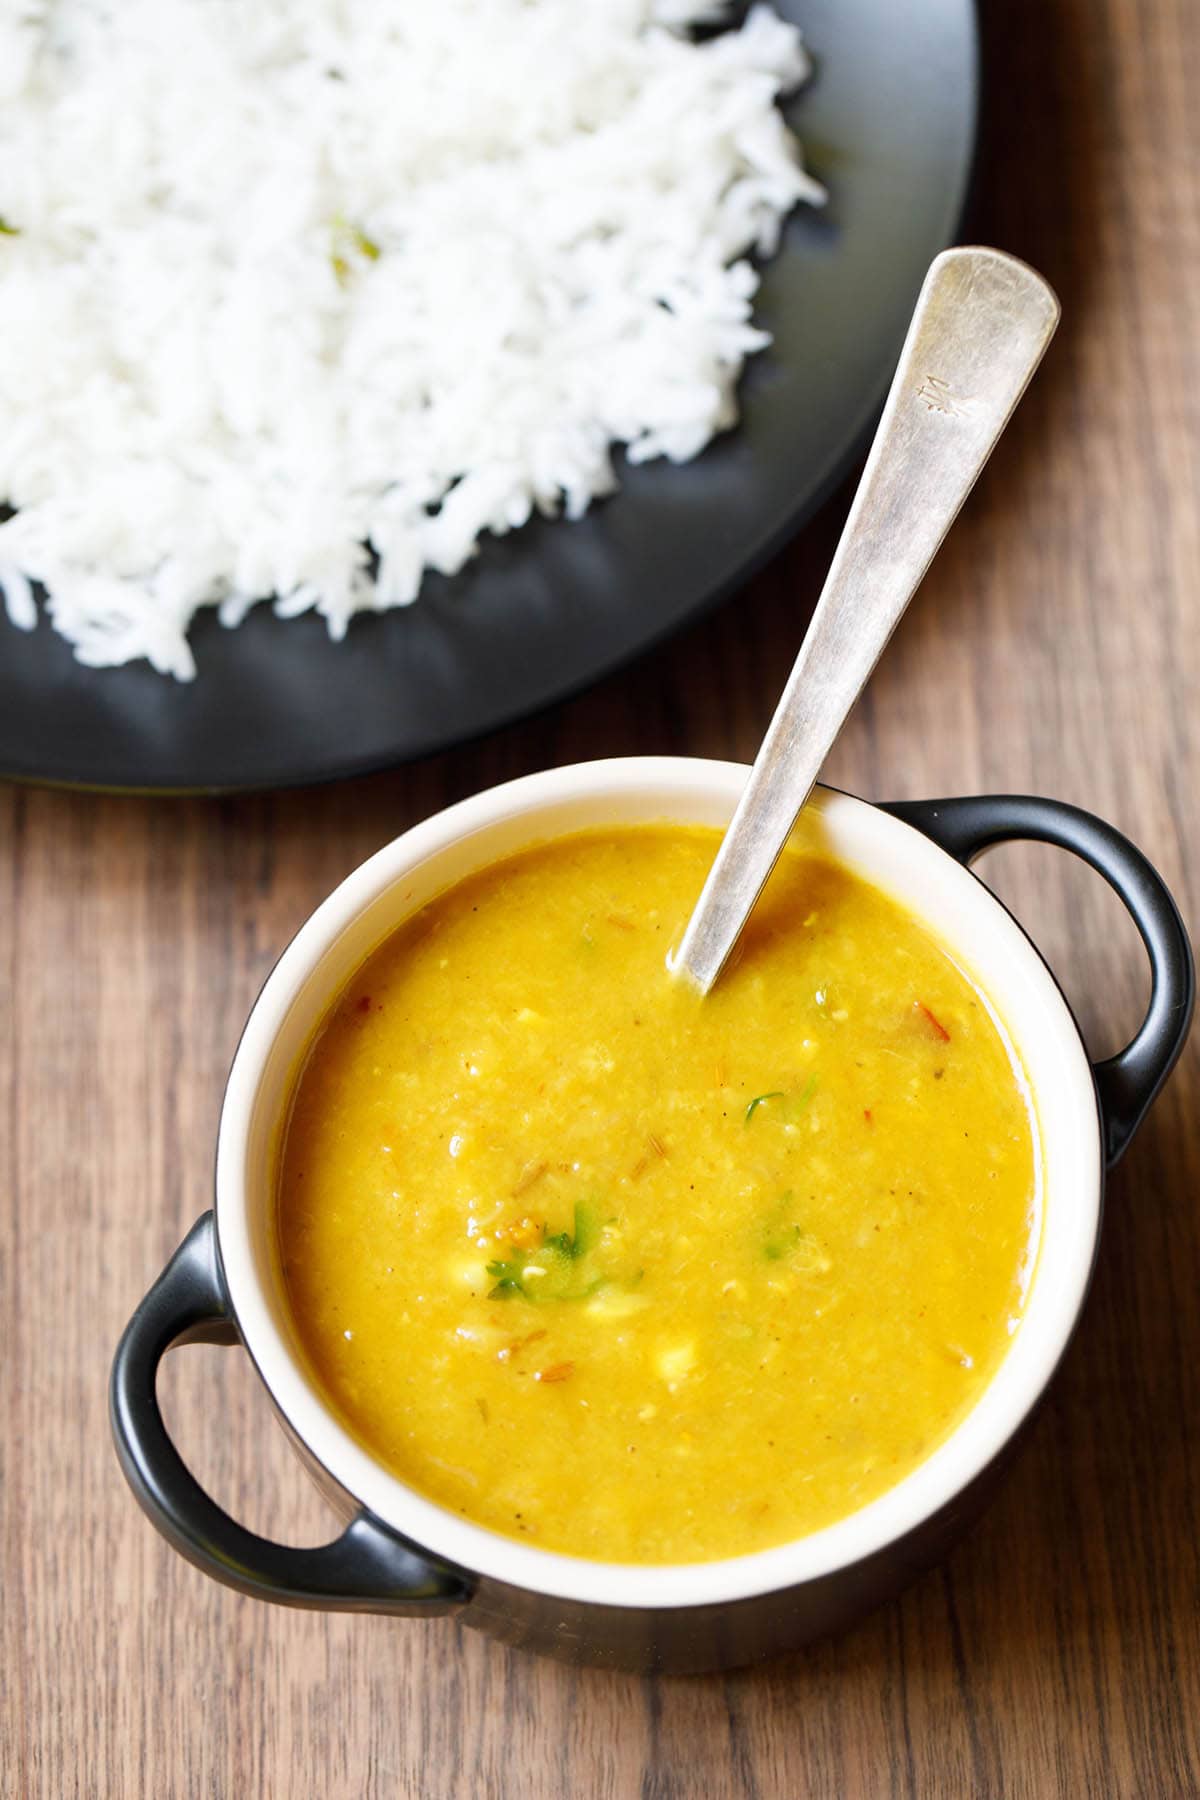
[111,758,1193,1671]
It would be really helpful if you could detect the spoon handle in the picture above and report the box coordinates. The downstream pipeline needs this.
[672,245,1060,993]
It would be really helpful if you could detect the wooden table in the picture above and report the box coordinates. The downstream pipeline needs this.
[4,2,1198,1793]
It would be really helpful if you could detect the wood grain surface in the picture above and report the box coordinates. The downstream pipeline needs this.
[3,1,1199,1793]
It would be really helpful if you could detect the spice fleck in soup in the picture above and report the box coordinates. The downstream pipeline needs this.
[276,824,1040,1564]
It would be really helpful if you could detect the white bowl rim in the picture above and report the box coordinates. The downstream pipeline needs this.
[214,757,1103,1611]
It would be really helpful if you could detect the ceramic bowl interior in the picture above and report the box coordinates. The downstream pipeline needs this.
[215,759,1101,1608]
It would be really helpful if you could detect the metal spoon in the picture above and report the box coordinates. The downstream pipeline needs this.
[671,245,1060,993]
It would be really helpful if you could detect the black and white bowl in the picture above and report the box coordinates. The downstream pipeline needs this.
[111,759,1193,1672]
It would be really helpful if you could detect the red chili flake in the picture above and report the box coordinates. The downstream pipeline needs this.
[355,994,372,1013]
[916,1001,951,1042]
[534,1361,575,1384]
[864,1109,874,1125]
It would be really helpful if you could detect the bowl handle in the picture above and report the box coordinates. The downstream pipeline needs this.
[110,1212,474,1614]
[884,795,1195,1168]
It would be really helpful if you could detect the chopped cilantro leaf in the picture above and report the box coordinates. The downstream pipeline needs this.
[485,1202,607,1302]
[543,1200,598,1259]
[485,1257,527,1300]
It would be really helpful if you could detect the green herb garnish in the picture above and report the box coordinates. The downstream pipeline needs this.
[764,1228,803,1262]
[485,1260,607,1303]
[745,1075,817,1125]
[794,1073,818,1112]
[484,1256,531,1299]
[745,1091,785,1123]
[760,1188,796,1262]
[485,1270,519,1296]
[758,1188,831,1271]
[760,1189,817,1263]
[543,1199,598,1260]
[487,1201,603,1301]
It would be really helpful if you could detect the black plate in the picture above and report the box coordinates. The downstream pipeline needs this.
[0,0,977,792]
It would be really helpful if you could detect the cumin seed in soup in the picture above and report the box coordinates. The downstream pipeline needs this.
[276,823,1039,1564]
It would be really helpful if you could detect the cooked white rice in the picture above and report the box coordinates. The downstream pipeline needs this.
[0,0,822,679]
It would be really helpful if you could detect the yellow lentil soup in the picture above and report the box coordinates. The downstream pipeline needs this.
[276,824,1039,1564]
